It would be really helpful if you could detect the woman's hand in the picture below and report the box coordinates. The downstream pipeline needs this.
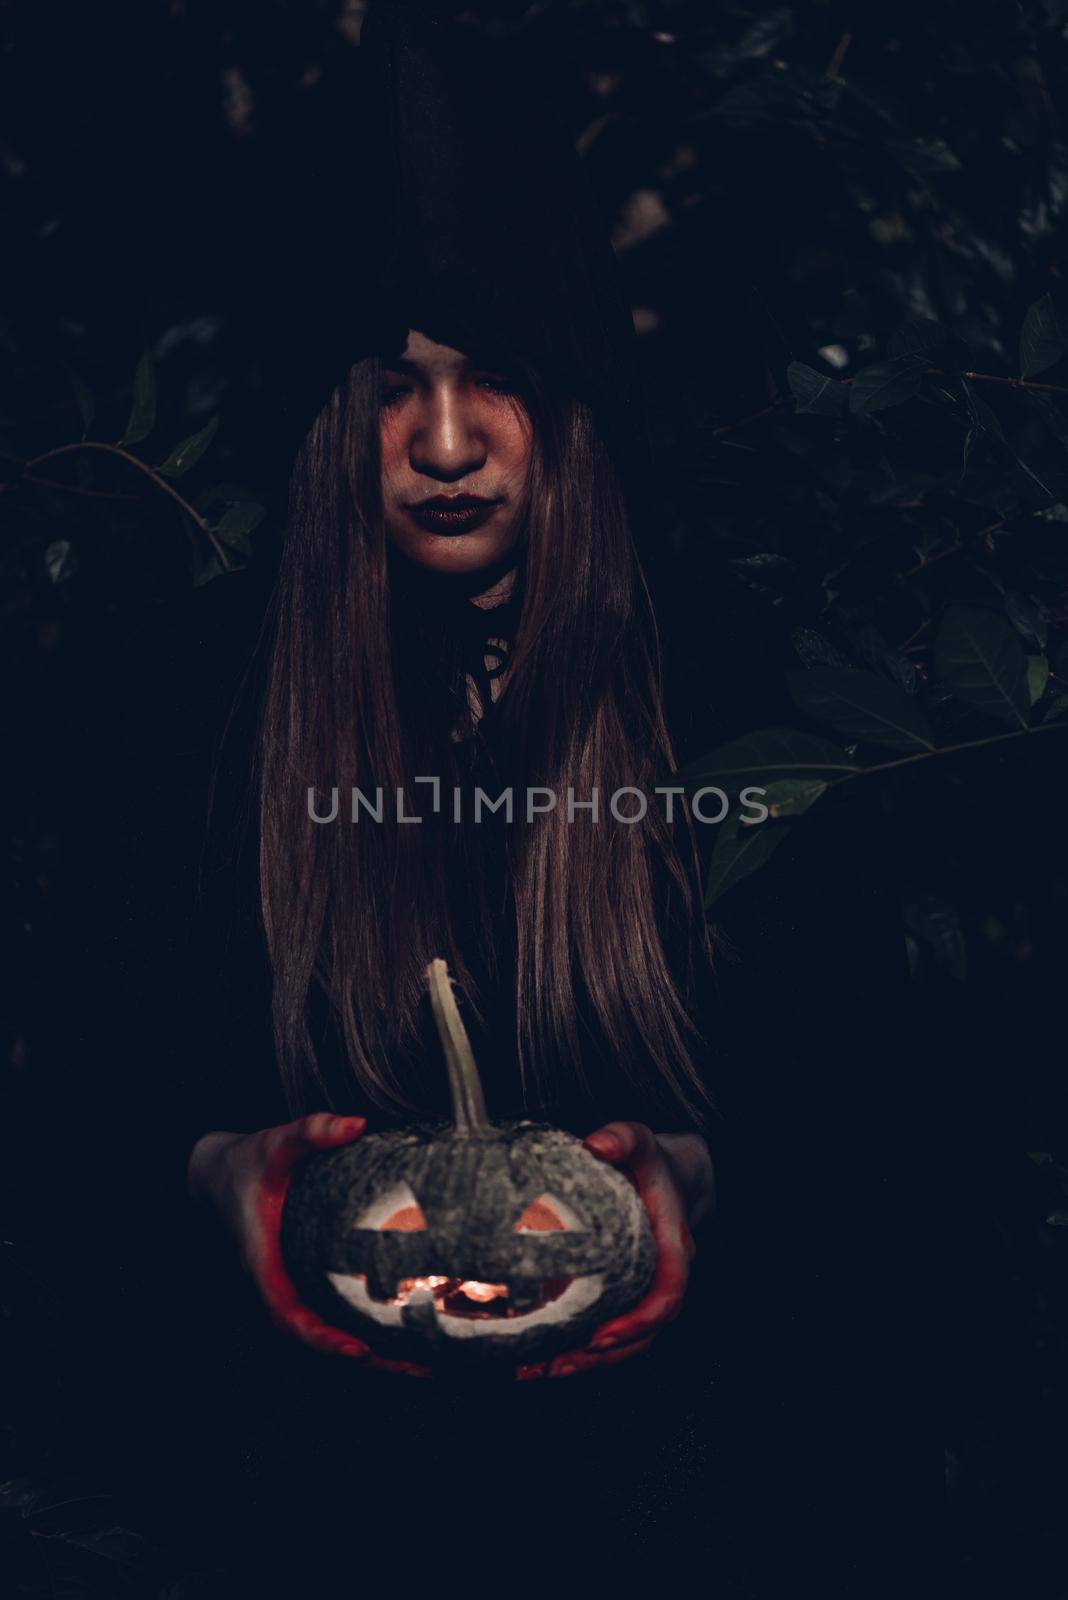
[516,1121,713,1381]
[187,1113,429,1376]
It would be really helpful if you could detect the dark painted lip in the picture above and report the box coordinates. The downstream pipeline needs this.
[406,496,504,536]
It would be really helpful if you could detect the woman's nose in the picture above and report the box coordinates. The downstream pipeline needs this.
[408,390,487,482]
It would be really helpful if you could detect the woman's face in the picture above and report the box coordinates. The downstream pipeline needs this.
[379,329,533,579]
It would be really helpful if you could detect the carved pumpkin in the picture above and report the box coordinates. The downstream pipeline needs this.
[281,959,656,1365]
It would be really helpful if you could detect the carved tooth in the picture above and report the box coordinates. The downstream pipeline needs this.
[364,1267,396,1303]
[403,1288,440,1341]
[509,1281,540,1314]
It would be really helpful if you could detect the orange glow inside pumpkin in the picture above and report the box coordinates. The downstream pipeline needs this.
[371,1193,572,1317]
[379,1203,427,1232]
[378,1195,567,1236]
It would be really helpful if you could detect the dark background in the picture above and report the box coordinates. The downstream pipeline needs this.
[2,1,1068,1593]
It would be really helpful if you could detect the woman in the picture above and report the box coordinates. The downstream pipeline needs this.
[185,322,718,1381]
[72,314,725,1584]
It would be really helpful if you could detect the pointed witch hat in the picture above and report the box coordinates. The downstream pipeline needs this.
[234,1,648,500]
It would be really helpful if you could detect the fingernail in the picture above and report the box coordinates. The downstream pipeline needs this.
[556,1362,577,1377]
[588,1337,615,1352]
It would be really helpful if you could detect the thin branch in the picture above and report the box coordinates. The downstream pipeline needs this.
[705,359,1068,439]
[903,515,1012,579]
[929,368,1068,395]
[711,398,789,438]
[899,617,933,650]
[837,369,1068,394]
[842,719,1066,785]
[23,473,138,503]
[903,540,962,579]
[23,442,232,569]
[825,31,853,81]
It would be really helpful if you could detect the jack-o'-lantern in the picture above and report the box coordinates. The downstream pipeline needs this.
[281,959,656,1365]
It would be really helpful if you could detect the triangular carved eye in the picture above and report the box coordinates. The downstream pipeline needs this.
[355,1182,427,1231]
[514,1193,581,1232]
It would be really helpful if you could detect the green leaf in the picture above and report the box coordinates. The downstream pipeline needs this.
[888,135,961,177]
[195,479,261,512]
[787,666,936,752]
[848,360,924,415]
[66,368,95,436]
[681,727,860,795]
[1020,293,1067,378]
[1005,590,1048,651]
[118,349,157,447]
[933,606,1030,728]
[961,379,1052,497]
[213,500,265,557]
[730,552,798,577]
[1042,694,1068,723]
[1027,654,1050,705]
[960,378,1006,445]
[787,361,849,416]
[705,814,791,907]
[1023,389,1068,454]
[44,538,77,584]
[158,415,218,479]
[887,319,971,371]
[193,552,227,587]
[791,626,849,669]
[903,894,966,981]
[757,778,828,818]
[887,319,947,362]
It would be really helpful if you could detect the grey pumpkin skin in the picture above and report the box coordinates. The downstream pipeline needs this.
[281,1121,655,1366]
[279,959,656,1367]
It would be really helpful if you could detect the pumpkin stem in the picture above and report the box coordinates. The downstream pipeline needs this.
[426,958,492,1134]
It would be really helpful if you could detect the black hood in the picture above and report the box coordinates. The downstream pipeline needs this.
[237,2,646,495]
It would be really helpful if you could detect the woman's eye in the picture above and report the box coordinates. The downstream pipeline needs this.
[380,385,412,409]
[475,375,513,395]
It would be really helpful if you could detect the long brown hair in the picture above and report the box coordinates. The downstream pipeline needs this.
[257,355,713,1122]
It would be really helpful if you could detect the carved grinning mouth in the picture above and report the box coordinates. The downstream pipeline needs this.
[327,1184,605,1337]
[373,1272,573,1318]
[327,1270,606,1338]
